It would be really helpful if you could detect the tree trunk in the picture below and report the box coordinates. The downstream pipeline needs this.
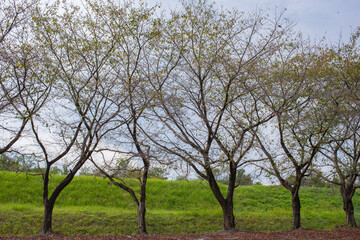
[221,201,235,230]
[42,172,75,234]
[42,199,55,234]
[137,155,149,234]
[343,198,356,227]
[206,167,236,230]
[341,185,357,227]
[291,189,301,230]
[223,161,236,230]
[137,202,147,234]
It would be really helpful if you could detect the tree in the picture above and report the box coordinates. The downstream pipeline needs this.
[30,1,122,233]
[318,29,360,227]
[320,131,360,227]
[252,36,337,229]
[89,0,179,233]
[214,168,254,186]
[0,152,35,172]
[300,171,331,188]
[148,167,168,179]
[148,0,291,230]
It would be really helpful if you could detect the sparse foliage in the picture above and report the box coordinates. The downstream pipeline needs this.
[317,29,360,227]
[149,0,293,230]
[0,0,359,235]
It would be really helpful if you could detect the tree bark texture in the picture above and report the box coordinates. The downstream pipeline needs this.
[137,169,148,234]
[137,202,147,234]
[221,201,236,230]
[291,189,301,230]
[340,185,357,227]
[344,198,356,227]
[206,168,236,230]
[42,200,55,234]
[42,172,75,234]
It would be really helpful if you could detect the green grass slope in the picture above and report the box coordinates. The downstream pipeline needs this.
[0,171,359,236]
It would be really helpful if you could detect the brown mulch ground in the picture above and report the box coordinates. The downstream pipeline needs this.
[1,228,360,240]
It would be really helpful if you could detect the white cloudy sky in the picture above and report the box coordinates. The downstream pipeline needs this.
[152,0,360,43]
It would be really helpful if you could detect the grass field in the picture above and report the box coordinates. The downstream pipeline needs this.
[0,171,359,236]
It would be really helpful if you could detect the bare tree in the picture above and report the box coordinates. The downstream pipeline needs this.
[89,0,180,234]
[148,0,292,230]
[30,1,122,233]
[318,30,360,227]
[252,37,337,230]
[320,127,360,227]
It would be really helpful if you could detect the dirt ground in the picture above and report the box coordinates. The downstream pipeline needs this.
[1,228,360,240]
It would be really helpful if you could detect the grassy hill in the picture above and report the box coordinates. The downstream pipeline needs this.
[0,171,359,236]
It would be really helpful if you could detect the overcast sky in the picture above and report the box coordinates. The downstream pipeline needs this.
[153,0,360,44]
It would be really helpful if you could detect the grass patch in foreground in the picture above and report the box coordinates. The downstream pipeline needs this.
[0,204,43,236]
[1,171,359,235]
[236,209,352,232]
[1,203,356,236]
[0,205,224,236]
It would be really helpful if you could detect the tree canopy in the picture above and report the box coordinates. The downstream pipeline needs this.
[0,0,359,234]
